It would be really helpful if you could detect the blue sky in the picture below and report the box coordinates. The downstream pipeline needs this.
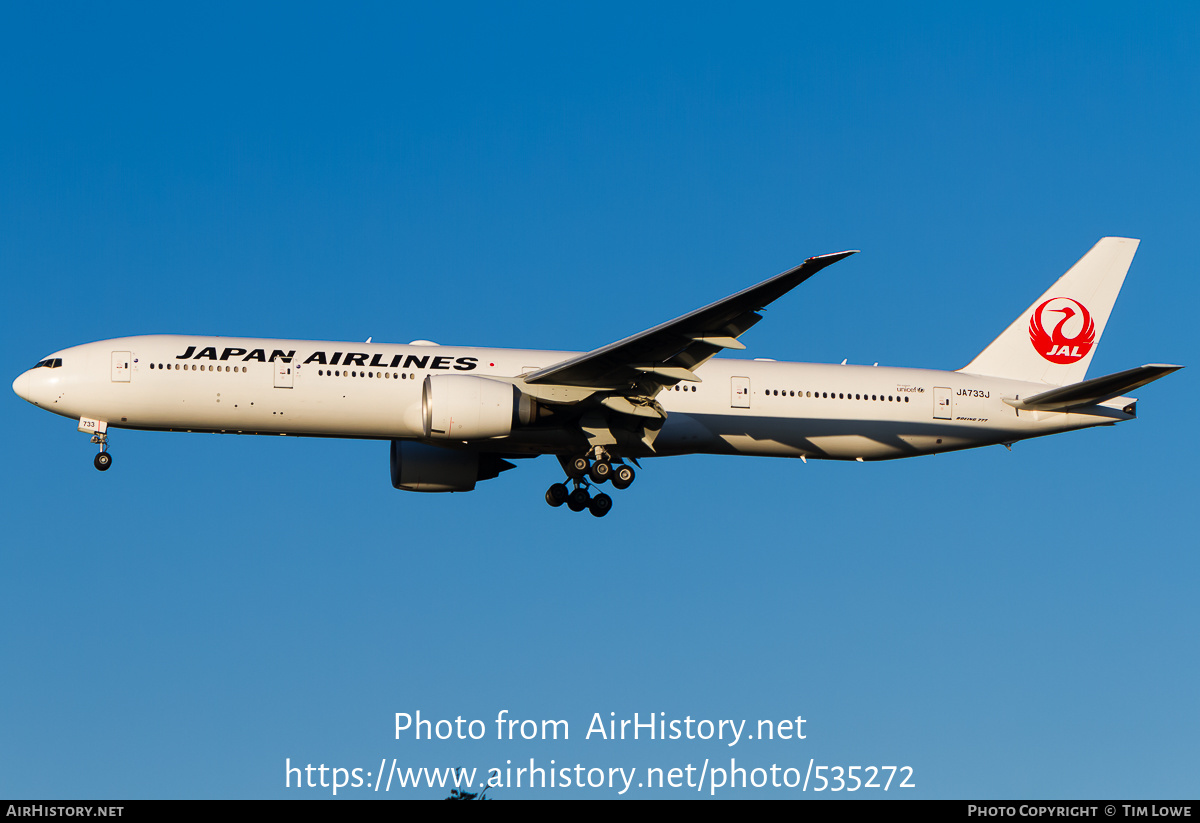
[2,3,1197,798]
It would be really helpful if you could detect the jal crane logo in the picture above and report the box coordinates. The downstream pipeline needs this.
[1028,297,1096,364]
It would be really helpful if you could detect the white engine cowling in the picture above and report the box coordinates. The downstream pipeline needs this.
[390,440,514,493]
[422,375,534,440]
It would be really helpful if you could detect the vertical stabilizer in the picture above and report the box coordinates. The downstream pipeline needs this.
[959,237,1139,386]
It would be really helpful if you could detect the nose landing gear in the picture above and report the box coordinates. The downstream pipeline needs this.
[545,450,635,517]
[79,417,112,472]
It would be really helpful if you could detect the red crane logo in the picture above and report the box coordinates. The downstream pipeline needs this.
[1029,297,1096,364]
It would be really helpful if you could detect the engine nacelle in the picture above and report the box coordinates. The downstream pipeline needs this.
[422,374,535,440]
[390,440,514,493]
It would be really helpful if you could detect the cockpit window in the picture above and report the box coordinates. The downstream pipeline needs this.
[33,358,63,369]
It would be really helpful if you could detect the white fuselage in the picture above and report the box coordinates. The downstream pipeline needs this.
[13,335,1133,462]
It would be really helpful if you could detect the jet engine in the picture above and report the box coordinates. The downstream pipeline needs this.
[421,374,537,440]
[390,440,515,493]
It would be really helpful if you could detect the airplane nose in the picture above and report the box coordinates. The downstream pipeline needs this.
[13,370,31,402]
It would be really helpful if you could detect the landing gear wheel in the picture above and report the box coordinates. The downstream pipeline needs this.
[94,452,112,472]
[611,464,635,490]
[567,456,590,480]
[589,459,612,484]
[567,488,591,512]
[545,483,569,508]
[588,492,612,518]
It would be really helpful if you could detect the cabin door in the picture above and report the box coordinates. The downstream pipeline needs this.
[731,376,751,408]
[274,361,294,388]
[933,386,952,419]
[111,352,131,382]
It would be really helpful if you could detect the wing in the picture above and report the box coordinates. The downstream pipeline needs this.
[523,250,858,391]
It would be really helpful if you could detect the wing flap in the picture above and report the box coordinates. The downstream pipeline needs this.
[691,335,746,350]
[633,364,702,382]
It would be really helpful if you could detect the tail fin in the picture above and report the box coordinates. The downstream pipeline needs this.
[960,237,1139,386]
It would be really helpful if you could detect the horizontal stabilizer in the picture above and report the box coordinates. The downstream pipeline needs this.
[1004,364,1182,412]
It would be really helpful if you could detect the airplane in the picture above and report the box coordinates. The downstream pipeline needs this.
[12,237,1181,517]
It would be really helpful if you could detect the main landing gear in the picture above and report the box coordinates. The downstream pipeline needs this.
[544,450,635,517]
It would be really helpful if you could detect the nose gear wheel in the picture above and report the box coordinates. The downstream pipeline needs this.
[90,430,112,472]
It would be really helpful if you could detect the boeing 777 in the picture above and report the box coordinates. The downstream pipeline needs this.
[12,237,1180,516]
